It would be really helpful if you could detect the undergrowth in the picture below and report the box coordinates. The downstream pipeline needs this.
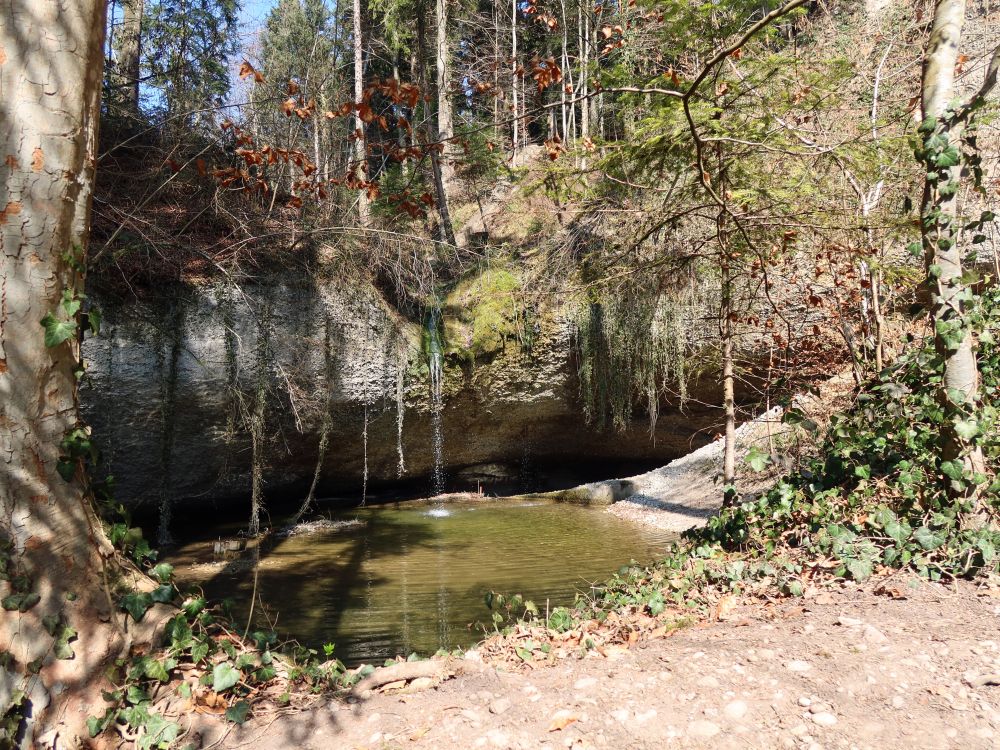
[491,288,1000,636]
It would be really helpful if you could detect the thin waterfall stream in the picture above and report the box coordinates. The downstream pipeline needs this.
[426,308,447,499]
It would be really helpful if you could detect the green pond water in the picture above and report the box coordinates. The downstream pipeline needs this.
[169,499,675,665]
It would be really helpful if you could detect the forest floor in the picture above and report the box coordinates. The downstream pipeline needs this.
[199,577,1000,750]
[183,371,1000,750]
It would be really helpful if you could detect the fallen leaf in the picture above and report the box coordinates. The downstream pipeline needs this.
[548,710,580,731]
[715,594,738,621]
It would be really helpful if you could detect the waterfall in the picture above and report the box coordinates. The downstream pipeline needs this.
[426,308,446,496]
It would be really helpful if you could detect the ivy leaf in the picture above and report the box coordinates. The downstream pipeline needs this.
[647,591,665,616]
[953,418,979,441]
[212,662,241,693]
[845,557,873,581]
[53,625,77,660]
[40,313,77,348]
[191,641,211,665]
[913,526,944,551]
[141,713,180,748]
[977,538,995,563]
[150,584,176,604]
[150,563,174,584]
[255,665,277,682]
[87,714,110,738]
[2,592,41,612]
[225,700,251,724]
[121,592,153,621]
[86,308,102,336]
[884,518,911,543]
[143,657,171,682]
[940,460,964,481]
[745,446,772,473]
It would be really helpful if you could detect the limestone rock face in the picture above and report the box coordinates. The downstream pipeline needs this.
[81,275,719,513]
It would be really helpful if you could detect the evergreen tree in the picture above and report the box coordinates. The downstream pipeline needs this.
[143,0,240,126]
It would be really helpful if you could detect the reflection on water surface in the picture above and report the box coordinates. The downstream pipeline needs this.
[169,499,675,664]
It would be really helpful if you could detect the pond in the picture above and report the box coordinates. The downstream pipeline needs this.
[168,498,675,665]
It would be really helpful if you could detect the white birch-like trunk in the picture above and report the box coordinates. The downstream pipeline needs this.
[353,0,371,226]
[511,0,518,158]
[920,0,982,474]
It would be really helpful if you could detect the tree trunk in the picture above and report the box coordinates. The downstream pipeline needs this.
[116,0,144,113]
[416,3,457,247]
[434,0,458,240]
[353,0,371,226]
[435,0,456,191]
[920,0,983,480]
[721,255,737,506]
[0,2,143,746]
[511,0,518,158]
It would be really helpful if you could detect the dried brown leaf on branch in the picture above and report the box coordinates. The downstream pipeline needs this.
[238,60,265,83]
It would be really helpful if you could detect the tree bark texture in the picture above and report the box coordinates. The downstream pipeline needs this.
[353,0,371,226]
[0,2,141,747]
[435,0,456,194]
[920,0,981,470]
[115,0,144,113]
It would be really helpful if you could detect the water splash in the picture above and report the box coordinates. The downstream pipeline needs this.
[426,507,451,518]
[426,308,446,496]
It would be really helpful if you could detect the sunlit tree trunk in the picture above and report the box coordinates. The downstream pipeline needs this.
[435,0,456,191]
[116,0,144,113]
[435,0,458,242]
[919,0,983,482]
[0,2,149,745]
[416,0,457,246]
[353,0,371,226]
[511,0,518,158]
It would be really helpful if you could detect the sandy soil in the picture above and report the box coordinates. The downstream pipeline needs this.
[195,578,1000,750]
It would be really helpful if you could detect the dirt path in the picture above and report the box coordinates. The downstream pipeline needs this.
[202,578,1000,749]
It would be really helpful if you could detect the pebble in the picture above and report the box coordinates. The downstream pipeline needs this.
[811,712,838,727]
[863,625,888,645]
[687,720,721,738]
[574,677,598,690]
[490,698,512,715]
[486,729,512,748]
[786,660,812,673]
[634,709,657,725]
[723,700,749,720]
[891,695,905,709]
[798,697,812,707]
[837,616,863,627]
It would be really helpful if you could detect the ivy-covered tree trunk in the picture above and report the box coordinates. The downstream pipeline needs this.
[0,2,137,746]
[919,0,984,486]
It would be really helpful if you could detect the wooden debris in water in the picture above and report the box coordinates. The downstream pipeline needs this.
[276,518,366,538]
